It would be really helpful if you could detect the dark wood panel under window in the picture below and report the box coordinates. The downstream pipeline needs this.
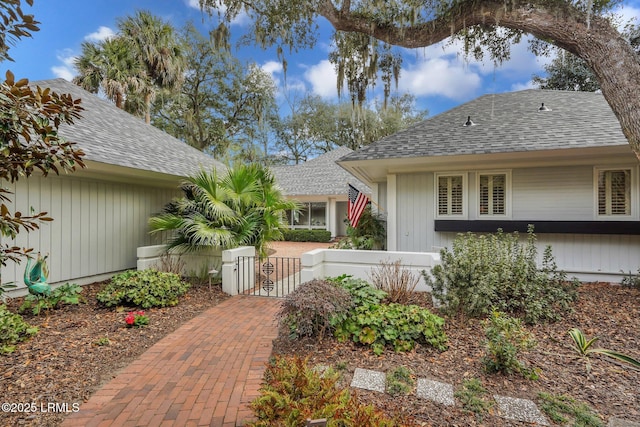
[434,220,640,235]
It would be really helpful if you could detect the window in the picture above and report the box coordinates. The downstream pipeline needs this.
[435,173,465,217]
[478,172,509,216]
[597,169,631,216]
[287,202,327,228]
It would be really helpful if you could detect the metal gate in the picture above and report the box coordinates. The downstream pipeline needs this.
[236,256,301,297]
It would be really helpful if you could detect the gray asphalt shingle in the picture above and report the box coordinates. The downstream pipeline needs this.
[32,79,224,178]
[340,89,628,162]
[271,146,370,196]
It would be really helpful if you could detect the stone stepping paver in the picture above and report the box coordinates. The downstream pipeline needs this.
[350,368,386,392]
[609,418,640,427]
[494,395,549,426]
[416,378,455,406]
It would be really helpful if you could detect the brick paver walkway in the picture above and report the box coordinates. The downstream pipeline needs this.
[62,296,281,427]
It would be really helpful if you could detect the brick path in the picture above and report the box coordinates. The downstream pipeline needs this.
[62,296,281,427]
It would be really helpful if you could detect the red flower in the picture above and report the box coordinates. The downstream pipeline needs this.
[125,312,135,325]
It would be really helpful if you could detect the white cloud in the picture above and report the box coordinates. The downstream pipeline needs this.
[51,49,77,81]
[304,60,339,98]
[186,0,250,26]
[261,60,283,76]
[398,57,482,100]
[511,80,537,91]
[84,26,115,43]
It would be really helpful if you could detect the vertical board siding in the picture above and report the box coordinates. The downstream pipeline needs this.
[393,167,640,276]
[1,175,179,290]
[397,173,431,252]
[512,166,593,220]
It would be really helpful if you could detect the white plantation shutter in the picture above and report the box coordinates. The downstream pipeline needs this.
[479,174,506,216]
[438,175,463,215]
[598,169,631,216]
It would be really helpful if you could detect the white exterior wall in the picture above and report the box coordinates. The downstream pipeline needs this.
[2,174,179,295]
[387,165,640,280]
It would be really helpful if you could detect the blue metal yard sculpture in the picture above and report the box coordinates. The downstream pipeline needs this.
[24,254,51,296]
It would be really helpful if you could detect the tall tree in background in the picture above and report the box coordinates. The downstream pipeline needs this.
[533,51,601,92]
[118,10,184,124]
[201,0,640,161]
[533,23,639,92]
[74,11,183,123]
[273,93,427,163]
[152,23,277,160]
[1,2,85,285]
[73,37,143,109]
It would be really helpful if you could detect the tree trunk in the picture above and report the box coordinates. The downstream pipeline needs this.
[319,0,640,160]
[145,92,152,125]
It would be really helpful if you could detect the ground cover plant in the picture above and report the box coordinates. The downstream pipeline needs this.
[272,280,640,426]
[247,356,411,426]
[1,280,228,426]
[96,269,190,308]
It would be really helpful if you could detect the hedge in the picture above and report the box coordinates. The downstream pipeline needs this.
[282,229,331,242]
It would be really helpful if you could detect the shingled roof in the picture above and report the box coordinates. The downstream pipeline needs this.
[33,78,224,178]
[339,89,629,162]
[271,146,370,196]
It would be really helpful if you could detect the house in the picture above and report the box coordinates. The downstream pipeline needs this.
[2,78,224,293]
[337,89,640,281]
[271,146,370,238]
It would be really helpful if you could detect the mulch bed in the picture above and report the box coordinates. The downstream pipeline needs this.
[1,280,638,426]
[272,282,640,426]
[0,280,229,427]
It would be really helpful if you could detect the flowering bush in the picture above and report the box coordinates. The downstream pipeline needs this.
[124,311,149,328]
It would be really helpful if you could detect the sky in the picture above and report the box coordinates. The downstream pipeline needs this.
[1,0,639,118]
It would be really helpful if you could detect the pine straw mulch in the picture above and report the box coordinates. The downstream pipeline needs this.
[0,280,229,427]
[271,282,640,426]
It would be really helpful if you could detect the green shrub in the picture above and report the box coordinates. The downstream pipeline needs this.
[423,227,579,324]
[247,356,406,426]
[329,276,387,309]
[454,378,494,421]
[537,393,604,427]
[282,229,332,242]
[336,302,447,355]
[482,310,538,379]
[620,268,640,290]
[96,269,190,308]
[386,366,415,396]
[332,206,386,250]
[277,279,352,340]
[0,305,38,354]
[329,277,446,355]
[19,283,84,315]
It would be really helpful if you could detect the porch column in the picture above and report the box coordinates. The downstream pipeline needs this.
[328,198,337,237]
[387,174,397,251]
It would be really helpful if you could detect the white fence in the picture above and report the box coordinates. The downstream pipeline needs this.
[137,245,441,296]
[136,245,222,280]
[300,249,440,292]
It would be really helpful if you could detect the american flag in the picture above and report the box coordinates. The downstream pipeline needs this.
[348,184,369,228]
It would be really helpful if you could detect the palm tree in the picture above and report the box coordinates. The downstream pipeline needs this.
[73,37,143,110]
[149,164,298,258]
[118,10,184,124]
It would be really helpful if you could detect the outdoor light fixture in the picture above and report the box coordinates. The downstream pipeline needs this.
[463,115,476,126]
[538,102,552,111]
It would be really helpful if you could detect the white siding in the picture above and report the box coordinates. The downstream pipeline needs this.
[396,173,432,252]
[2,174,179,292]
[512,166,593,220]
[392,167,640,278]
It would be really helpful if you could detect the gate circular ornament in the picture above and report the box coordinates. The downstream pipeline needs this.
[262,279,274,292]
[262,261,274,275]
